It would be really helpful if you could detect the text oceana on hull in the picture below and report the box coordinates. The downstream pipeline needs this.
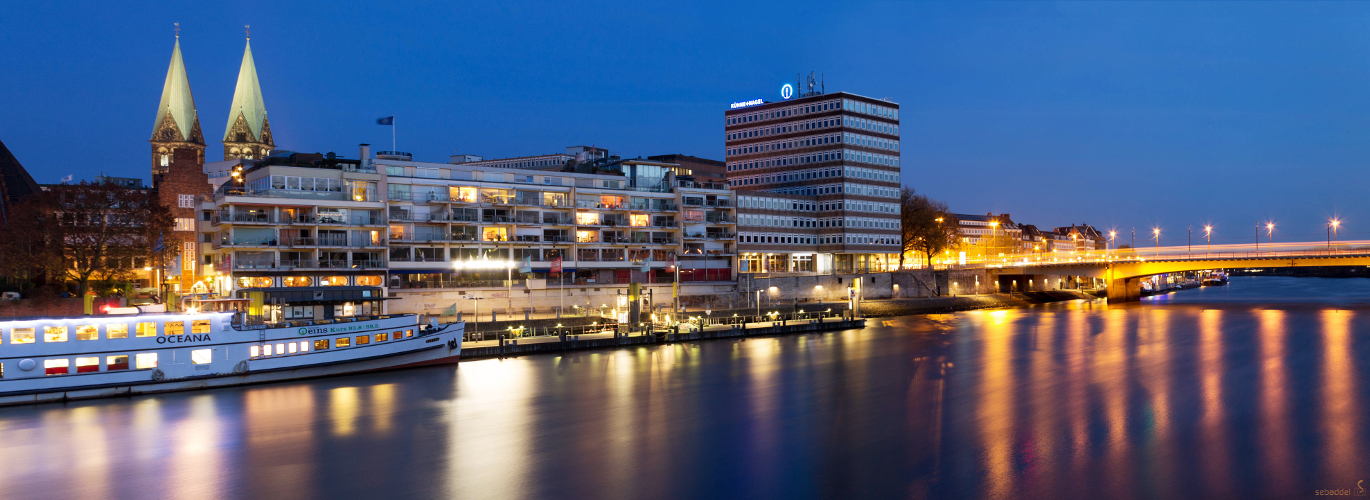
[0,309,464,406]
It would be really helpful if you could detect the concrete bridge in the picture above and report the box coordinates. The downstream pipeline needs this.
[992,243,1370,303]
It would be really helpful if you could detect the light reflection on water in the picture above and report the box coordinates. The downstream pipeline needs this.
[0,276,1366,499]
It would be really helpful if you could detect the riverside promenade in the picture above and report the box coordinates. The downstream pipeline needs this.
[461,316,867,360]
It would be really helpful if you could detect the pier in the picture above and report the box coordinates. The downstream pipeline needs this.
[461,317,867,360]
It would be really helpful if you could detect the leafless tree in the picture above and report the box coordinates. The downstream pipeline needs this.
[0,181,171,294]
[899,187,959,270]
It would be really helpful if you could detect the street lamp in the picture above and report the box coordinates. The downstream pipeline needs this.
[1328,218,1341,251]
[1204,225,1212,257]
[1108,231,1116,260]
[1266,222,1275,252]
[1152,228,1160,258]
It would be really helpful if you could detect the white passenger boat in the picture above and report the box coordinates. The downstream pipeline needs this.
[0,312,463,406]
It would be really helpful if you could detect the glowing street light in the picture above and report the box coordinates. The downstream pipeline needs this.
[1204,225,1212,257]
[1152,228,1160,257]
[1266,222,1275,252]
[1328,218,1342,250]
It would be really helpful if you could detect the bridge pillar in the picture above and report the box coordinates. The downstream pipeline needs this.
[1106,277,1141,303]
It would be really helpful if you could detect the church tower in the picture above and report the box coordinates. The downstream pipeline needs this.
[222,32,274,160]
[149,28,205,177]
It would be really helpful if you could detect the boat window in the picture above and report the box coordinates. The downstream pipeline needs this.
[314,339,330,350]
[76,325,98,341]
[44,326,68,343]
[75,357,99,373]
[284,276,312,287]
[298,341,309,352]
[356,335,371,345]
[136,322,157,337]
[376,332,388,342]
[11,328,35,344]
[44,359,69,375]
[251,345,261,357]
[191,349,212,365]
[135,353,158,369]
[263,344,273,356]
[277,343,287,355]
[287,343,297,354]
[336,337,351,347]
[166,322,185,336]
[356,275,383,286]
[107,324,129,339]
[406,329,413,338]
[191,320,211,334]
[106,355,129,371]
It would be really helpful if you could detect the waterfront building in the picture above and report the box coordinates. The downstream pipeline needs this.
[646,154,727,182]
[725,76,902,274]
[194,146,737,321]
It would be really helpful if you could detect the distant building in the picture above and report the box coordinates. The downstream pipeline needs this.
[646,154,726,181]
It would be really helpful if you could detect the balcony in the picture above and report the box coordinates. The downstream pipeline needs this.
[676,180,730,191]
[650,221,678,228]
[213,212,275,225]
[542,216,574,225]
[481,215,516,224]
[516,235,541,242]
[627,202,677,211]
[217,187,378,203]
[543,235,573,244]
[217,238,278,248]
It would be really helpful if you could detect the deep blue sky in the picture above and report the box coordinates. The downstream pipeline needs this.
[3,1,1370,246]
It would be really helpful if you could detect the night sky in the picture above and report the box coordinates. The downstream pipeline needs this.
[3,1,1369,246]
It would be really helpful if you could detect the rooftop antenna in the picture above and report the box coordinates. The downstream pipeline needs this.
[245,25,250,40]
[174,22,180,39]
[821,73,825,94]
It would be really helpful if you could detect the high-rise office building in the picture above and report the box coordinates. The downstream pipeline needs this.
[725,78,902,274]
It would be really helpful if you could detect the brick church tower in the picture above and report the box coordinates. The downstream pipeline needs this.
[222,36,274,160]
[149,31,206,176]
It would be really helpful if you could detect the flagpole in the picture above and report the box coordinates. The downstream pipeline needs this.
[392,116,396,152]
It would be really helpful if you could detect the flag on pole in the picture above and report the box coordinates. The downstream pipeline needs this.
[376,116,394,125]
[152,233,164,253]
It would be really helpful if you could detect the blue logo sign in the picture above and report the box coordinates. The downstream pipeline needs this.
[781,84,794,100]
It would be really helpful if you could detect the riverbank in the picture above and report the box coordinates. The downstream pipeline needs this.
[858,290,1100,318]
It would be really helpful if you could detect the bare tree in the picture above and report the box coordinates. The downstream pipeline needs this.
[899,187,959,270]
[0,182,171,294]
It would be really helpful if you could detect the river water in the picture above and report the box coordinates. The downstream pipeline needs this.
[1,276,1369,499]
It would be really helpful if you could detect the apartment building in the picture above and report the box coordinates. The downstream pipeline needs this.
[194,146,736,321]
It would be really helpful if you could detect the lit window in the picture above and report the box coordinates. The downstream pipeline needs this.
[44,326,68,342]
[107,355,129,371]
[299,341,309,352]
[336,337,351,347]
[264,344,273,356]
[356,335,371,345]
[44,359,70,376]
[107,324,129,339]
[376,332,388,342]
[136,322,157,337]
[175,218,195,231]
[287,343,297,354]
[135,353,158,369]
[75,357,100,373]
[191,320,211,334]
[314,339,330,350]
[166,321,185,336]
[191,349,212,365]
[251,345,261,357]
[11,328,35,344]
[406,330,413,338]
[277,343,286,355]
[76,325,98,341]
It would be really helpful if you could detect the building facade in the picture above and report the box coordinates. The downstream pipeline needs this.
[193,146,737,321]
[724,82,902,274]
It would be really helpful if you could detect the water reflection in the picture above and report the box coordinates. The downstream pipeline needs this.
[0,277,1365,499]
